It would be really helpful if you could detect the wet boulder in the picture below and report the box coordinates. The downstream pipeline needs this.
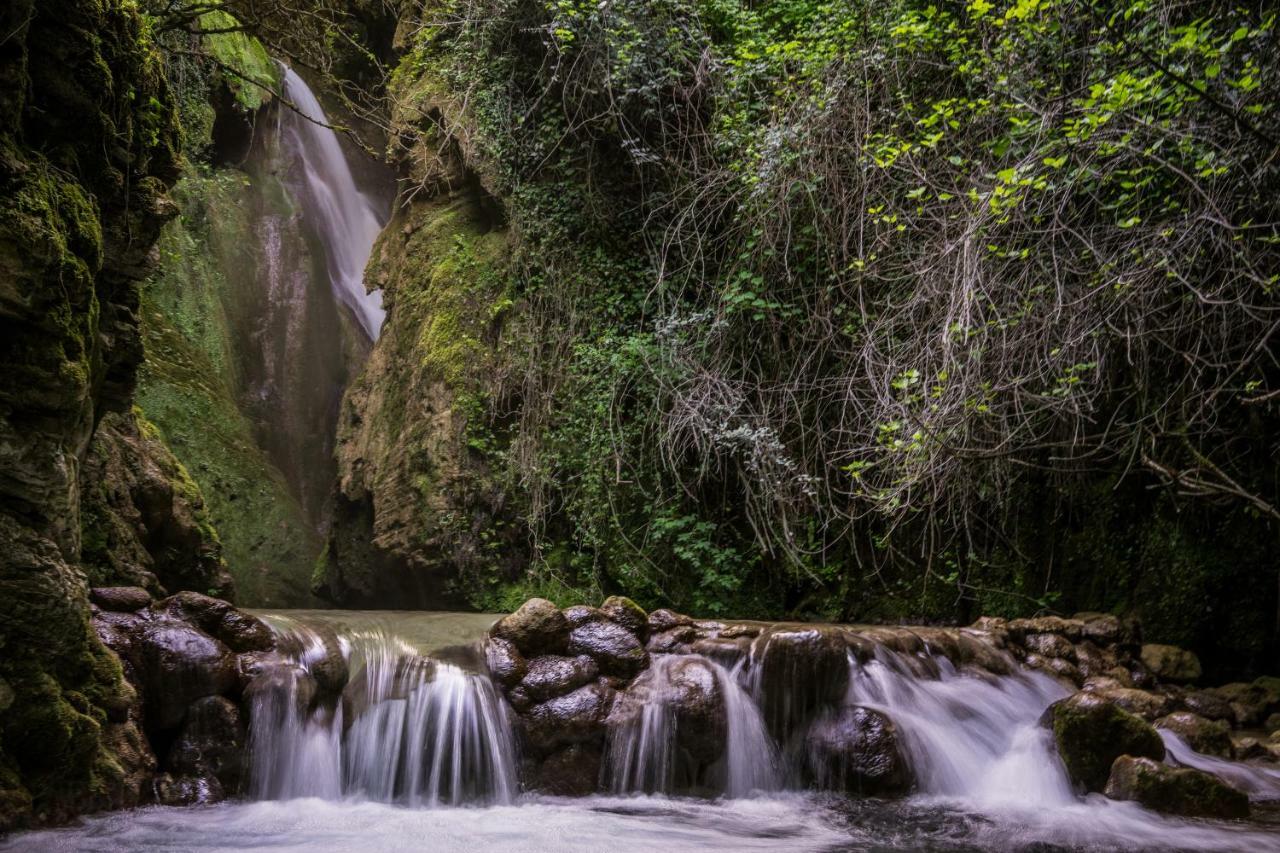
[648,609,693,633]
[1155,711,1233,759]
[524,743,603,796]
[567,620,648,677]
[804,706,912,796]
[563,605,605,628]
[91,586,152,613]
[1046,691,1165,792]
[151,772,224,806]
[491,598,570,655]
[1206,680,1280,728]
[136,622,237,732]
[1007,616,1083,643]
[690,636,751,669]
[1104,756,1248,819]
[757,627,850,738]
[600,596,648,639]
[155,591,274,653]
[520,655,599,702]
[647,625,697,654]
[165,696,247,794]
[522,682,616,755]
[1138,644,1201,684]
[1083,683,1174,721]
[1025,633,1076,661]
[666,657,727,765]
[485,637,528,688]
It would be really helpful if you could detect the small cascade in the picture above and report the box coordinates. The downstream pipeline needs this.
[246,619,517,806]
[605,656,780,796]
[279,68,386,340]
[1161,730,1280,801]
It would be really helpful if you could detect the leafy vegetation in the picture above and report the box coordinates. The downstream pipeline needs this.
[381,0,1279,669]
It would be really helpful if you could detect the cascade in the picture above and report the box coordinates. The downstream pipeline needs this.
[279,68,386,341]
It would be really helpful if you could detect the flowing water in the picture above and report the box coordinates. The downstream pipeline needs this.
[280,68,386,341]
[8,612,1280,852]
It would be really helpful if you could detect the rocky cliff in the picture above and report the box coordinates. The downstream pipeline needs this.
[0,0,228,829]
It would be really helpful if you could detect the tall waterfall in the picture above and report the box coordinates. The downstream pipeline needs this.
[280,68,386,341]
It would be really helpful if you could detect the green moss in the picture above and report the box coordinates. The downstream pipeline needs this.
[199,9,280,111]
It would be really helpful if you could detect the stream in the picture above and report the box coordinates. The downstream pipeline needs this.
[8,610,1280,852]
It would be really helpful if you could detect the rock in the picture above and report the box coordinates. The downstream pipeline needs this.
[720,624,761,640]
[1231,736,1276,762]
[522,683,616,755]
[520,655,599,702]
[600,596,648,639]
[136,622,237,732]
[1139,644,1201,684]
[804,706,913,795]
[302,623,349,699]
[647,626,696,654]
[491,598,569,656]
[757,627,850,738]
[165,696,246,793]
[90,587,152,613]
[524,744,603,796]
[1007,616,1083,643]
[1084,684,1174,721]
[1104,756,1248,819]
[690,636,751,668]
[970,616,1008,633]
[647,609,693,633]
[1074,613,1123,646]
[563,605,604,628]
[1207,679,1280,727]
[1025,633,1076,661]
[1026,654,1082,687]
[1155,711,1233,758]
[155,592,274,653]
[1267,712,1280,733]
[567,620,648,677]
[485,638,527,687]
[1046,691,1165,791]
[151,772,225,807]
[608,657,728,768]
[954,632,1013,675]
[1072,641,1115,679]
[1181,690,1235,723]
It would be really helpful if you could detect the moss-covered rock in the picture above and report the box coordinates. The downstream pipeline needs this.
[1046,691,1166,792]
[1104,756,1248,819]
[1155,711,1233,759]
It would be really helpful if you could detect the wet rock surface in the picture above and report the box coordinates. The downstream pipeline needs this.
[804,706,913,795]
[1104,756,1248,819]
[1046,691,1165,792]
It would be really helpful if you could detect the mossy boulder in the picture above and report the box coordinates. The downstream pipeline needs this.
[1155,711,1233,759]
[600,596,648,639]
[491,598,570,656]
[1046,691,1166,791]
[1104,756,1248,819]
[1138,644,1201,684]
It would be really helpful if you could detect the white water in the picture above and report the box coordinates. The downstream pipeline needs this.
[280,68,385,340]
[9,614,1280,851]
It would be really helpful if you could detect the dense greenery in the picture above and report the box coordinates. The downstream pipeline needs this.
[379,0,1280,670]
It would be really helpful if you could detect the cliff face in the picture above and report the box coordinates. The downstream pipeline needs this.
[0,0,224,829]
[320,67,519,607]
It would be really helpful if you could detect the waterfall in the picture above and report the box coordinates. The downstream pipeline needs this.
[247,619,518,806]
[280,68,386,341]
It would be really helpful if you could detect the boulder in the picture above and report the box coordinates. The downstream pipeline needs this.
[136,622,237,732]
[1181,690,1235,723]
[600,596,648,639]
[1207,679,1280,727]
[1084,684,1174,721]
[690,636,751,668]
[485,637,528,688]
[1072,641,1116,679]
[155,591,274,653]
[91,586,152,613]
[1155,711,1233,759]
[302,623,349,699]
[1104,756,1248,819]
[491,598,569,656]
[804,706,913,795]
[647,626,696,654]
[520,655,599,702]
[522,683,616,755]
[757,627,850,737]
[1007,616,1083,643]
[665,657,727,765]
[1267,712,1280,733]
[151,772,224,807]
[567,620,648,677]
[720,624,761,640]
[1139,644,1201,684]
[1025,633,1076,661]
[165,696,246,793]
[1046,691,1165,791]
[1074,613,1123,646]
[563,605,605,628]
[524,744,603,796]
[647,609,693,633]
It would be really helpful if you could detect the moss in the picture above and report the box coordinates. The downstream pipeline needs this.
[1049,692,1166,793]
[199,9,280,112]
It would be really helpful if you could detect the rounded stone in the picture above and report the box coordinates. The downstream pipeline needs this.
[491,598,570,656]
[804,706,913,795]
